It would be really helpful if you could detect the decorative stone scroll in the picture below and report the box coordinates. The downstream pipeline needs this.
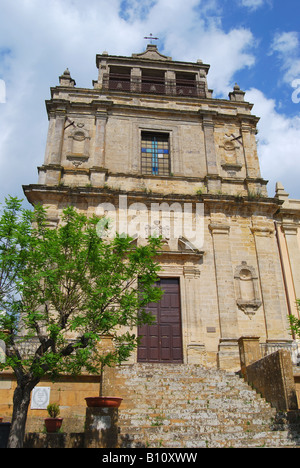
[234,262,261,318]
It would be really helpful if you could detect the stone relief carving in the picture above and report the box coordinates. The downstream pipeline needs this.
[145,220,170,238]
[220,134,243,175]
[234,261,262,318]
[66,123,91,167]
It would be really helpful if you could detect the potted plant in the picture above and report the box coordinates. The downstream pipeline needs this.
[44,403,63,433]
[85,396,123,408]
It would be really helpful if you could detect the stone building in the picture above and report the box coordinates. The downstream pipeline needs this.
[23,43,293,374]
[275,182,300,323]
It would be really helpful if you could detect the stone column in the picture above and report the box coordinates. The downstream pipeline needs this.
[165,70,176,95]
[131,67,141,93]
[209,222,240,370]
[251,221,290,342]
[202,115,221,193]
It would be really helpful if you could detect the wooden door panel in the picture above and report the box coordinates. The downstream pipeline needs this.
[138,278,183,363]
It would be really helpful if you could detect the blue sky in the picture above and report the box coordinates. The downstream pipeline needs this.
[0,0,300,207]
[221,0,300,115]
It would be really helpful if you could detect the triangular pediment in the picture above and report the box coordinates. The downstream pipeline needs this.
[132,45,172,61]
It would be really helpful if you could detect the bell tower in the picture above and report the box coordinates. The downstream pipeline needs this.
[23,44,290,371]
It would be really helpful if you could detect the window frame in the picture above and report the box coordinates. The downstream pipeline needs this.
[141,131,171,177]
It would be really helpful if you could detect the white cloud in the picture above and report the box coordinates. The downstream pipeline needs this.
[125,0,257,96]
[247,88,300,198]
[0,0,297,205]
[191,28,255,96]
[271,31,299,54]
[270,31,300,84]
[240,0,265,9]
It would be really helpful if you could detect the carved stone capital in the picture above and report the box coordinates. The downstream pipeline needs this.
[251,225,274,237]
[281,223,298,236]
[209,223,230,235]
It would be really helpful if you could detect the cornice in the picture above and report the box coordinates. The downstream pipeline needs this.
[45,89,256,122]
[23,183,282,214]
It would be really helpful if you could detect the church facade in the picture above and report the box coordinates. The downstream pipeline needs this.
[23,44,294,373]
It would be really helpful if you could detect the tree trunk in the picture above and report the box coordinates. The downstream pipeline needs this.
[7,379,39,448]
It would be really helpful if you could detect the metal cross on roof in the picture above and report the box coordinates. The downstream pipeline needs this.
[144,33,159,44]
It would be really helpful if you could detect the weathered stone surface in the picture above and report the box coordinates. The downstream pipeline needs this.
[113,363,300,448]
[84,407,119,448]
[22,45,293,372]
[245,350,298,412]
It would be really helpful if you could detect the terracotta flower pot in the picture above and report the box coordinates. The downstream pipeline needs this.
[85,397,123,408]
[44,417,63,433]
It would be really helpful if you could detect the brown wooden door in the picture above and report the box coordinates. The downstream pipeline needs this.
[138,278,183,363]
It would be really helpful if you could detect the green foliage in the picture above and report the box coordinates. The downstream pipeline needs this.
[47,403,60,418]
[288,301,300,338]
[0,196,163,383]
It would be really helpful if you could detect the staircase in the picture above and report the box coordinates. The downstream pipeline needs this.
[112,363,300,448]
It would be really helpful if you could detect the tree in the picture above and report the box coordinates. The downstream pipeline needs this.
[0,197,162,448]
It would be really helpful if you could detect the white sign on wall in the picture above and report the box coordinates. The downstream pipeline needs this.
[0,340,5,363]
[31,387,50,410]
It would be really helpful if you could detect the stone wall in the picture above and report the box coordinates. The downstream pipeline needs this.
[0,372,101,433]
[244,350,298,411]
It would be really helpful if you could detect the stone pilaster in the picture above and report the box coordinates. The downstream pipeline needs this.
[203,115,221,193]
[281,223,300,300]
[43,105,66,185]
[183,265,203,364]
[209,222,240,370]
[241,122,262,184]
[92,110,107,172]
[251,221,290,341]
[49,109,66,165]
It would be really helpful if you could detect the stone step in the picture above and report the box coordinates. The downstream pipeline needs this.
[109,364,300,448]
[118,425,300,449]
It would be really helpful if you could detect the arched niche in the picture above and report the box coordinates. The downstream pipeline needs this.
[234,261,262,318]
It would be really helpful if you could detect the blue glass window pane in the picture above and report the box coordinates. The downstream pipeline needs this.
[141,132,170,176]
